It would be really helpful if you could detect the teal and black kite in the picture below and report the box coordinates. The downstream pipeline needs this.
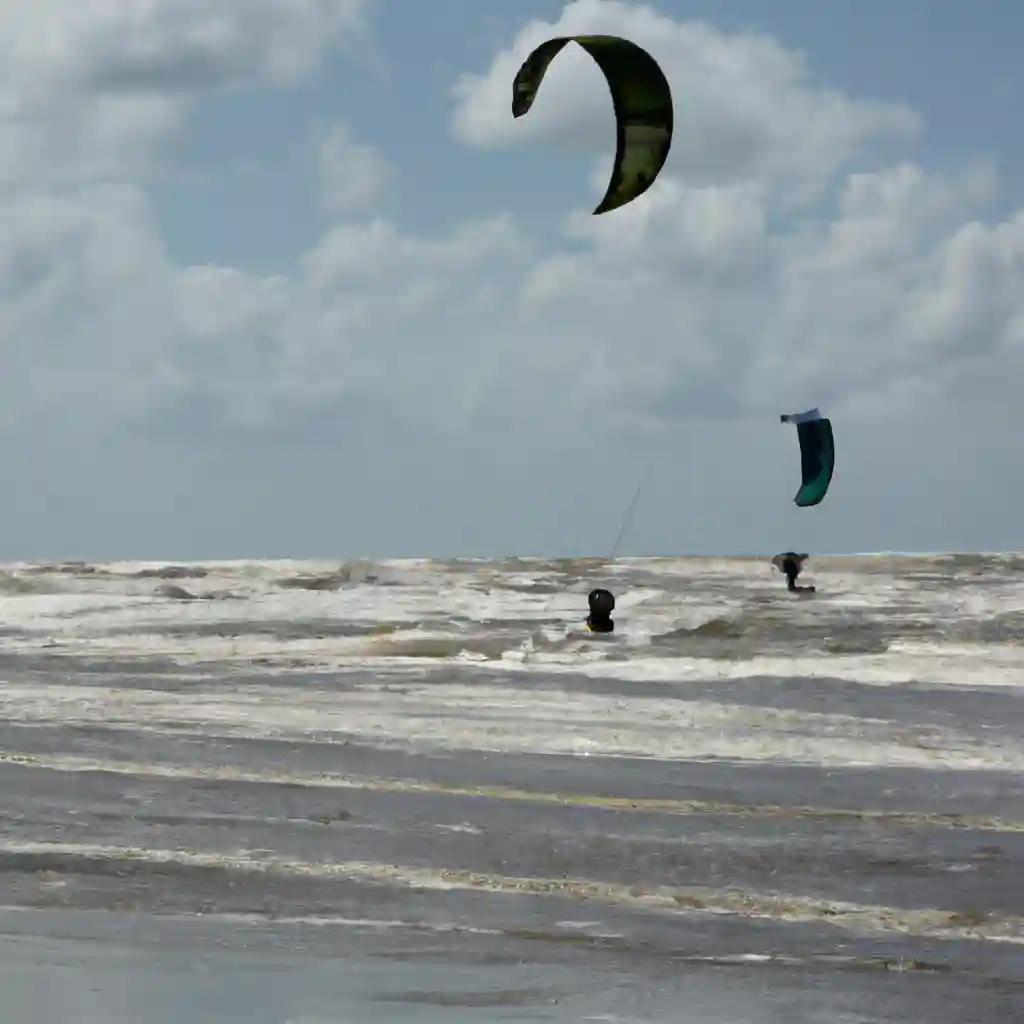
[780,408,834,507]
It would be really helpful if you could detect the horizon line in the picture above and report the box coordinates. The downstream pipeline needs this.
[0,550,1019,566]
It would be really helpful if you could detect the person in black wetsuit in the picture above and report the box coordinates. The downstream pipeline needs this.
[781,555,800,592]
[775,552,816,594]
[586,587,615,633]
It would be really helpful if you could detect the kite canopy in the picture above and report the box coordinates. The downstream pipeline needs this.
[512,34,674,215]
[780,408,834,507]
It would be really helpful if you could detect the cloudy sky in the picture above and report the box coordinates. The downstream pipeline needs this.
[1,0,1022,561]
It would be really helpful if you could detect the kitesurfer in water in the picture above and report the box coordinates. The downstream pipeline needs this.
[586,588,615,633]
[773,553,816,594]
[781,555,800,592]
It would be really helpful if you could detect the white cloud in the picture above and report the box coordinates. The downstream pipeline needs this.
[0,184,175,429]
[450,0,919,198]
[154,212,531,436]
[438,0,1023,432]
[0,0,373,187]
[1,0,1023,470]
[319,122,391,214]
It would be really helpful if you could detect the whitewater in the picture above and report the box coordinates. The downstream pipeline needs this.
[1,554,1022,1022]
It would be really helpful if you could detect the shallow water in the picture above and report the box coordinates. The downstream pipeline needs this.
[0,554,1022,1021]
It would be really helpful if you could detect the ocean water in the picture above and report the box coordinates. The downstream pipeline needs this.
[0,554,1023,1022]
